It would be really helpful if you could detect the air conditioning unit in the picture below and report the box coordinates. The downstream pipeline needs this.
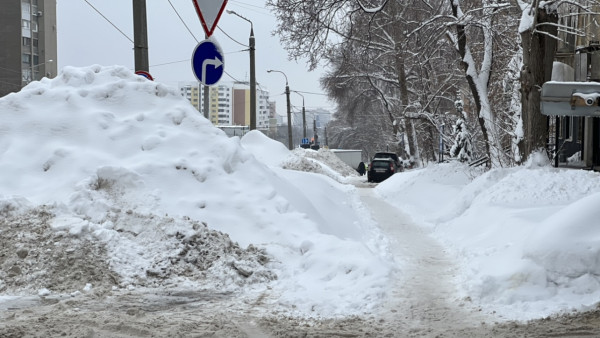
[34,11,43,17]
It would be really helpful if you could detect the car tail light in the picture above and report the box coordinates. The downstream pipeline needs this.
[389,162,394,171]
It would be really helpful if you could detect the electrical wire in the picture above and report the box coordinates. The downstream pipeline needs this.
[167,0,199,43]
[83,0,134,44]
[0,65,21,74]
[217,26,248,47]
[293,90,329,96]
[225,49,249,55]
[0,79,23,89]
[224,70,243,83]
[150,59,190,67]
[229,0,274,17]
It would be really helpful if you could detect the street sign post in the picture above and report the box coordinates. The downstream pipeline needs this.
[191,38,224,86]
[191,0,228,37]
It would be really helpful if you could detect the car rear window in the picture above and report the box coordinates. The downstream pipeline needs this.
[372,161,390,168]
[375,153,399,162]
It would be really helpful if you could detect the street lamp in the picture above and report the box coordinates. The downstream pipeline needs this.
[227,10,256,131]
[28,59,54,83]
[267,69,292,150]
[293,91,306,139]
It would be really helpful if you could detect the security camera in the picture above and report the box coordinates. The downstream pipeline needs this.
[586,98,596,106]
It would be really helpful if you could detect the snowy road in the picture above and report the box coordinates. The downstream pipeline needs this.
[359,188,488,335]
[2,186,600,337]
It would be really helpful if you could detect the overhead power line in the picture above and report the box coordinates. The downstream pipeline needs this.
[167,0,199,43]
[150,59,190,67]
[83,0,134,44]
[293,90,329,96]
[229,0,274,17]
[224,70,243,83]
[217,26,248,47]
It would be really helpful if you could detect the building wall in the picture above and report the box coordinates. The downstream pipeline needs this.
[0,2,23,96]
[209,86,219,124]
[233,88,247,126]
[179,81,271,129]
[215,85,232,125]
[38,0,57,79]
[0,0,57,97]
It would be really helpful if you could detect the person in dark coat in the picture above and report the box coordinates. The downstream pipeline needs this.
[357,161,366,176]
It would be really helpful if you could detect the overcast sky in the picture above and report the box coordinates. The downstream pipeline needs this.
[56,0,335,117]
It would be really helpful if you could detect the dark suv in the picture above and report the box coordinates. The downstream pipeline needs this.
[367,158,397,183]
[372,152,402,170]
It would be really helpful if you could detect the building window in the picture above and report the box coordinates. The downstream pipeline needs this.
[22,53,31,64]
[22,2,31,19]
[22,37,31,46]
[22,69,32,82]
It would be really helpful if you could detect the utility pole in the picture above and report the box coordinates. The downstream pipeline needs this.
[203,85,209,119]
[267,70,293,149]
[302,100,306,138]
[249,25,256,130]
[286,84,292,149]
[293,91,306,138]
[132,0,149,72]
[227,10,256,130]
[202,35,209,119]
[313,119,318,146]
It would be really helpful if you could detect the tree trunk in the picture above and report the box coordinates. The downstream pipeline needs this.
[390,0,417,160]
[395,50,417,159]
[451,2,491,165]
[518,6,558,162]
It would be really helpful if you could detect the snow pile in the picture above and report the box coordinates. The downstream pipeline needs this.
[239,131,359,183]
[0,65,390,317]
[284,148,359,183]
[376,159,600,320]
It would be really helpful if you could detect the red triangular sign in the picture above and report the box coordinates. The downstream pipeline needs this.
[192,0,228,37]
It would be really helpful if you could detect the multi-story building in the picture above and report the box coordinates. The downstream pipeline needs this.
[179,82,202,111]
[0,0,57,97]
[212,84,233,125]
[179,82,232,125]
[179,81,270,130]
[232,81,270,129]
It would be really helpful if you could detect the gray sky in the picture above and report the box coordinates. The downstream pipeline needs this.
[56,0,335,117]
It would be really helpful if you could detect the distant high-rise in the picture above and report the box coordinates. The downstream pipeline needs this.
[0,0,57,97]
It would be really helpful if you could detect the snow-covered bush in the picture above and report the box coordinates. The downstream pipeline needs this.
[450,118,473,162]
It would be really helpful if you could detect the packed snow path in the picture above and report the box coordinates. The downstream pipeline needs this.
[359,187,488,335]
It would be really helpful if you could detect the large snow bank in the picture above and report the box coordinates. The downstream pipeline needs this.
[376,159,600,320]
[0,65,390,317]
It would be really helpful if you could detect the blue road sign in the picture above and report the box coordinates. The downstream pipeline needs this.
[191,39,224,86]
[301,138,310,145]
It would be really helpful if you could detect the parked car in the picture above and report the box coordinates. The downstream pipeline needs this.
[367,158,397,183]
[372,152,402,170]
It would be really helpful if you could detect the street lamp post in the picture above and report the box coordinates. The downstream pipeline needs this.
[293,91,306,139]
[227,10,256,130]
[267,69,293,150]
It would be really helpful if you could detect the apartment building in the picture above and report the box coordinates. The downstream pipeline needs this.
[179,81,270,130]
[179,82,233,125]
[0,0,57,97]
